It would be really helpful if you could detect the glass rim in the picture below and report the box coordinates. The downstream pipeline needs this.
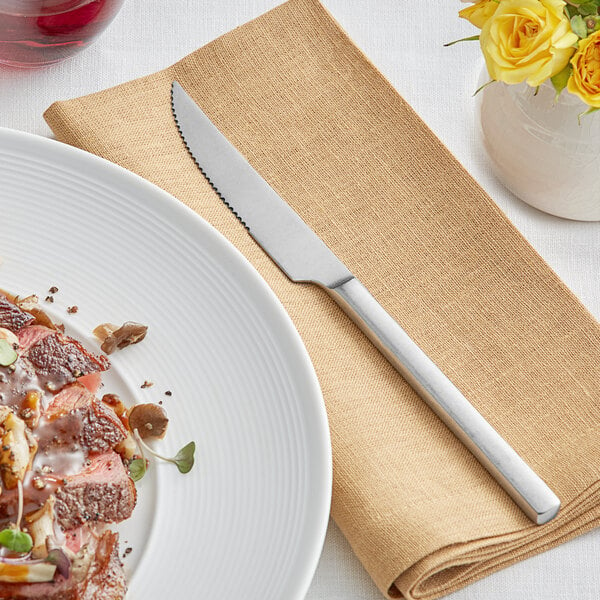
[0,0,97,16]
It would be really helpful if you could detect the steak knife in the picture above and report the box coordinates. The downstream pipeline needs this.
[171,81,560,525]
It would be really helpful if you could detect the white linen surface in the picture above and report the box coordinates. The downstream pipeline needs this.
[1,1,599,598]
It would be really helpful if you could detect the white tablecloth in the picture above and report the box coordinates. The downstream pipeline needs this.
[1,1,599,598]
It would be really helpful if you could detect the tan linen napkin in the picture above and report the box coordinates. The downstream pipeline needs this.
[44,0,600,597]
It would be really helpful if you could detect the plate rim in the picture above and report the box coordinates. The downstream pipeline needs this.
[0,126,332,599]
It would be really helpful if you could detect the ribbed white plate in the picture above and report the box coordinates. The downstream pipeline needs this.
[0,128,331,599]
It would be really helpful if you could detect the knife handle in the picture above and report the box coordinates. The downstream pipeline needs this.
[326,276,560,525]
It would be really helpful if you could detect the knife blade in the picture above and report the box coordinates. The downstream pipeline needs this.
[171,80,560,525]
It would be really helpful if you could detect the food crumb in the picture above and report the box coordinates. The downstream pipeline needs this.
[67,305,79,314]
[165,390,172,397]
[48,286,59,294]
[141,380,153,389]
[44,295,54,303]
[31,477,46,490]
[102,393,121,406]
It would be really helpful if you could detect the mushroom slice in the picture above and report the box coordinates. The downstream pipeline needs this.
[25,496,55,559]
[93,321,148,355]
[70,540,94,583]
[20,391,41,429]
[14,295,60,331]
[102,393,127,418]
[128,404,169,440]
[0,411,37,490]
[0,406,10,425]
[115,432,137,461]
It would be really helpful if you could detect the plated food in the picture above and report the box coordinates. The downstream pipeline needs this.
[0,128,332,600]
[0,290,190,599]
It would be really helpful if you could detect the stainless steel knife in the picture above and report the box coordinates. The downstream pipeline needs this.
[171,80,560,525]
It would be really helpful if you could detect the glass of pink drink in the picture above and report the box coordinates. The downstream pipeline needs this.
[0,0,125,68]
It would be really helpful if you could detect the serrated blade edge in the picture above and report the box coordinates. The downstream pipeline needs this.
[170,81,352,288]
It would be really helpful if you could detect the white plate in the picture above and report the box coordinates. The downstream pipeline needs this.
[0,127,331,599]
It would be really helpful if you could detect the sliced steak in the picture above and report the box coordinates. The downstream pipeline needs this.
[78,531,126,600]
[0,535,93,600]
[0,532,125,600]
[0,295,35,332]
[79,401,127,454]
[46,384,94,417]
[42,384,127,455]
[54,452,136,530]
[65,525,90,555]
[0,575,79,600]
[17,325,55,353]
[28,334,110,384]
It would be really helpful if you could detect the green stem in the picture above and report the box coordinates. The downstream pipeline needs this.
[16,480,23,531]
[444,35,480,47]
[473,79,496,96]
[133,429,178,467]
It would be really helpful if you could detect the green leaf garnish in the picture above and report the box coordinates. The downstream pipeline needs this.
[129,458,146,482]
[0,339,17,367]
[0,528,32,553]
[173,442,195,474]
[132,429,196,475]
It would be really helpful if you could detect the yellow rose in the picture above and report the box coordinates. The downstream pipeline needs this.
[459,0,500,29]
[567,31,600,107]
[480,0,578,87]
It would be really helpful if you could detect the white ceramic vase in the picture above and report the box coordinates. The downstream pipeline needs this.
[478,76,600,221]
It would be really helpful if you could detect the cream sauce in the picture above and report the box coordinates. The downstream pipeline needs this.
[0,356,87,518]
[0,361,38,410]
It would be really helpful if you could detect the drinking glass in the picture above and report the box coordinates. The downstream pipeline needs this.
[0,0,125,68]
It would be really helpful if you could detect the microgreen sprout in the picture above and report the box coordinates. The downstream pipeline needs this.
[0,339,17,367]
[0,480,34,554]
[128,458,147,482]
[132,429,195,479]
[172,442,195,474]
[0,529,33,554]
[16,480,24,531]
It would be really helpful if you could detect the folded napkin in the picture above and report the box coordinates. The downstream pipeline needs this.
[44,0,600,597]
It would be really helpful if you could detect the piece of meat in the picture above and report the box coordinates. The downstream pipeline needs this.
[42,384,127,455]
[38,404,127,457]
[0,536,94,600]
[77,372,102,395]
[79,402,127,455]
[78,531,126,600]
[17,325,54,353]
[45,384,95,417]
[0,532,125,600]
[0,295,35,332]
[28,334,110,384]
[65,526,91,555]
[0,575,79,600]
[54,453,136,531]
